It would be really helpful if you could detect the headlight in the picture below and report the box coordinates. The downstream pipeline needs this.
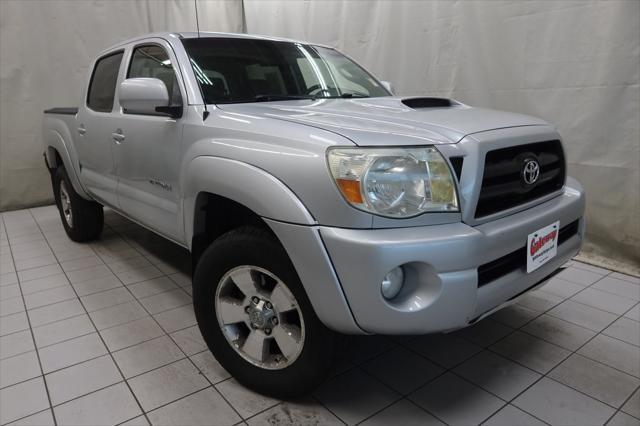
[327,146,459,217]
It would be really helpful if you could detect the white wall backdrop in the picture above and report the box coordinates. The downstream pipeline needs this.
[0,0,243,209]
[0,0,637,272]
[244,0,640,273]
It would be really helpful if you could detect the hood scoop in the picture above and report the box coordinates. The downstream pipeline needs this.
[402,97,461,109]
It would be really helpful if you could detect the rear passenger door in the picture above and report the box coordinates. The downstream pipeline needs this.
[113,41,185,242]
[76,50,124,208]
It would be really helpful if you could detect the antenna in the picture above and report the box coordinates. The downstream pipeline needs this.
[194,0,201,38]
[193,0,208,119]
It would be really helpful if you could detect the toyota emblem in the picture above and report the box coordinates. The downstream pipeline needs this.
[522,159,540,185]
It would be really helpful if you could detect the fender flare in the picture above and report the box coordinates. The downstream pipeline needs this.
[182,156,363,333]
[182,156,316,245]
[43,118,91,199]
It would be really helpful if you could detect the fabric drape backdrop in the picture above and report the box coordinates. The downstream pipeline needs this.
[1,0,638,273]
[0,0,244,209]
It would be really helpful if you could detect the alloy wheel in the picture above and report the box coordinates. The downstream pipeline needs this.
[214,265,305,370]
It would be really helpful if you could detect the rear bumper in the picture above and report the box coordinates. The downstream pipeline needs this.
[319,177,585,334]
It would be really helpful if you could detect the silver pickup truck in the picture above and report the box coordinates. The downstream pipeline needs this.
[43,32,585,397]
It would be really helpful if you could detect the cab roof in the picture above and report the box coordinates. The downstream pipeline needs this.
[103,31,331,52]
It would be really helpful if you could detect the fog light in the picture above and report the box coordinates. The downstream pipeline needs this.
[381,266,404,299]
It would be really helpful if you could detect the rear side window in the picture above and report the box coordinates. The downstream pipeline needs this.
[87,52,124,112]
[128,45,182,106]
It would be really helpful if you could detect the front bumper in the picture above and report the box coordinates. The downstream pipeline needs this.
[319,177,585,334]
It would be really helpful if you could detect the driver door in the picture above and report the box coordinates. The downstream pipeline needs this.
[112,40,185,242]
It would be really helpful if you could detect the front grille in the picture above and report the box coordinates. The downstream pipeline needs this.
[475,141,565,218]
[477,219,580,287]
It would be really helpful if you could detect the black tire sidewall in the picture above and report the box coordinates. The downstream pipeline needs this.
[193,228,337,398]
[53,166,103,241]
[53,166,75,236]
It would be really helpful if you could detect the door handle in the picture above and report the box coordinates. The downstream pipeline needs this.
[112,130,125,143]
[77,125,86,135]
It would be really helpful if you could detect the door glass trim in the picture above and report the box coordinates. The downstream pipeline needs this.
[86,50,125,113]
[123,42,185,117]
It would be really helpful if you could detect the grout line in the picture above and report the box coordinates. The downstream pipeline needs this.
[101,222,250,422]
[2,213,59,426]
[8,206,636,426]
[485,271,638,414]
[390,270,628,423]
[27,210,152,426]
[0,370,43,392]
[0,407,56,426]
[605,384,640,424]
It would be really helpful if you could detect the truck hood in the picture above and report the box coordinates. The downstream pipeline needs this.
[217,96,550,146]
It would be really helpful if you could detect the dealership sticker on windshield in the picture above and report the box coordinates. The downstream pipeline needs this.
[527,221,560,273]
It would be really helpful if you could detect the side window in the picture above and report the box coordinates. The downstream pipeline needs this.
[128,45,182,106]
[87,51,124,112]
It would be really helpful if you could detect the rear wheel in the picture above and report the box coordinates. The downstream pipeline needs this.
[53,166,103,242]
[193,226,339,397]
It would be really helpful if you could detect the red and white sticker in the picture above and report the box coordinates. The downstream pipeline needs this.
[527,221,559,273]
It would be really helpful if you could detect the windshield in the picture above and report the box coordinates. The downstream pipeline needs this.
[181,37,390,104]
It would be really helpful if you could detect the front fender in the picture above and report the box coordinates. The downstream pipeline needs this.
[182,155,362,334]
[182,156,316,245]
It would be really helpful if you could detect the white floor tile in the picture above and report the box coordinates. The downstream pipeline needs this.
[0,311,29,336]
[32,314,95,348]
[316,368,400,425]
[170,325,207,356]
[189,351,230,384]
[217,378,281,419]
[513,378,615,425]
[100,316,164,352]
[455,351,541,400]
[2,205,634,426]
[0,351,41,388]
[578,334,640,377]
[409,372,504,426]
[45,354,122,405]
[113,335,184,378]
[128,359,209,412]
[548,354,639,407]
[0,330,35,360]
[80,286,134,312]
[0,377,50,424]
[39,332,107,373]
[249,398,343,426]
[360,399,444,425]
[27,298,85,327]
[6,408,55,426]
[53,382,142,426]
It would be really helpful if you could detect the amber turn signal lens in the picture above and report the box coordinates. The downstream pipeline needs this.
[336,179,363,204]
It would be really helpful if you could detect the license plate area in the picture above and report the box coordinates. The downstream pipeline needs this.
[527,221,560,273]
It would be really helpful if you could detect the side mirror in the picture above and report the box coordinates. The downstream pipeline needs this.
[380,80,395,95]
[119,78,179,117]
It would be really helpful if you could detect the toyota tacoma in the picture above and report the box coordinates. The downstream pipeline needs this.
[42,32,585,397]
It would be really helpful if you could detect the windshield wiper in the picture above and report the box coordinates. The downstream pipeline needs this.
[317,92,370,99]
[253,94,316,102]
[338,92,369,98]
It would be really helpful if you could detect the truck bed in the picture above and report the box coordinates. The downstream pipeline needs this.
[43,107,78,115]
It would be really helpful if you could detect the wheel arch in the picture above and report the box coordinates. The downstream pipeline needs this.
[183,155,316,250]
[42,117,90,199]
[190,192,276,269]
[184,157,362,334]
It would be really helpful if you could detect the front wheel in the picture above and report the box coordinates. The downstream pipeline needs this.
[193,226,339,398]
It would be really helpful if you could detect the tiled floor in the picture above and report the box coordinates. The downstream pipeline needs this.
[1,205,639,426]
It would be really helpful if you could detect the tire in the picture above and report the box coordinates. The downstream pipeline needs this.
[53,166,103,242]
[193,226,339,398]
